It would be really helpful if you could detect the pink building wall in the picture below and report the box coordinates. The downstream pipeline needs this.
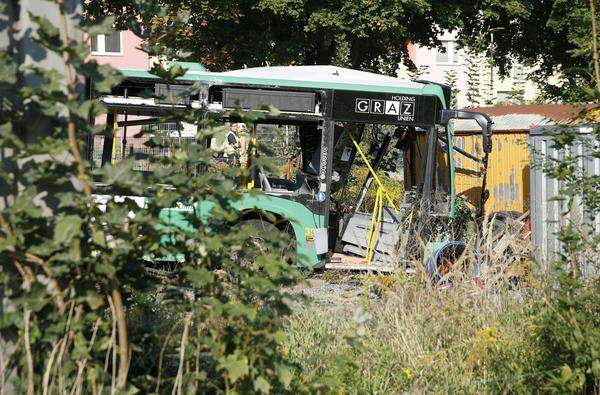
[402,31,470,108]
[407,42,416,64]
[87,29,154,166]
[89,30,149,70]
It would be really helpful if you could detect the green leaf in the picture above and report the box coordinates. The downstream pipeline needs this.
[94,261,116,277]
[276,365,293,389]
[79,16,116,36]
[28,240,60,257]
[225,302,257,320]
[253,376,271,394]
[218,353,249,383]
[0,238,12,254]
[72,331,89,359]
[28,13,60,39]
[15,283,49,312]
[78,62,124,93]
[99,158,141,187]
[69,240,81,261]
[53,215,83,245]
[0,122,24,150]
[0,53,17,84]
[183,267,214,286]
[92,228,106,247]
[11,188,43,218]
[86,294,103,310]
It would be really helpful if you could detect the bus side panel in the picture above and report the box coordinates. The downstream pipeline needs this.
[194,193,325,268]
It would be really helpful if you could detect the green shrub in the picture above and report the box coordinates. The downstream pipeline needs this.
[535,273,600,393]
[336,166,404,212]
[0,7,304,394]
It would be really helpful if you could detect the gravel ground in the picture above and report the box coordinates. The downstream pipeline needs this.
[286,271,380,310]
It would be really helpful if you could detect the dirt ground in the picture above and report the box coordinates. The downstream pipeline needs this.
[287,271,380,310]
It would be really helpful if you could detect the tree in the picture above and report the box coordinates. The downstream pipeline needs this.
[443,69,459,108]
[465,50,482,107]
[407,65,430,81]
[506,82,525,104]
[456,0,600,102]
[86,0,464,74]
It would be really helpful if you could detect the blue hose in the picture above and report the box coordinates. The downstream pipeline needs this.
[425,241,482,283]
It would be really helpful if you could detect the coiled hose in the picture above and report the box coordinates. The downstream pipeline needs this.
[425,241,482,284]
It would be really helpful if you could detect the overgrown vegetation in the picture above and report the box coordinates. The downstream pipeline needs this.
[284,271,599,393]
[0,4,303,393]
[337,166,404,213]
[1,1,599,394]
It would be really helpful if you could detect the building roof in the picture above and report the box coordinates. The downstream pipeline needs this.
[453,104,597,131]
[452,113,552,132]
[464,104,585,122]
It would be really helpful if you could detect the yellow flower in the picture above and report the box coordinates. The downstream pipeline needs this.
[480,326,496,342]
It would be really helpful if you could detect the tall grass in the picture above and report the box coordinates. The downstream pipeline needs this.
[283,275,542,393]
[283,219,549,393]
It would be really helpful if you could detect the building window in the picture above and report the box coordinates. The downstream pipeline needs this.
[141,122,180,133]
[91,31,122,55]
[513,62,525,81]
[496,90,511,102]
[436,41,459,64]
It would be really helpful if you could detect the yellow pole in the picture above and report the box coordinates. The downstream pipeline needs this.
[343,124,398,264]
[111,112,118,164]
[343,127,397,212]
[246,124,257,189]
[366,187,380,262]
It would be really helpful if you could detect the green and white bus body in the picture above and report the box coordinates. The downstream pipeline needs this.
[93,65,492,270]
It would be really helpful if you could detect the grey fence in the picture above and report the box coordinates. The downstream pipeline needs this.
[530,124,599,276]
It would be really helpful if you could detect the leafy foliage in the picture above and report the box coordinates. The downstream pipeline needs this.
[456,0,600,101]
[530,118,600,392]
[0,4,305,393]
[536,274,600,393]
[85,0,464,74]
[443,70,459,108]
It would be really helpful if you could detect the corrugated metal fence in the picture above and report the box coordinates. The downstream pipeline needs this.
[530,125,599,275]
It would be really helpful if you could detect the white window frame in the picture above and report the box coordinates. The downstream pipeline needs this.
[512,62,526,81]
[496,90,511,102]
[91,32,123,56]
[436,41,460,65]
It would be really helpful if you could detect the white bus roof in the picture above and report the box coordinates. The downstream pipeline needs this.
[118,64,446,99]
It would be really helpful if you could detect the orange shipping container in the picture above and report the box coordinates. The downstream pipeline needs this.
[405,130,530,215]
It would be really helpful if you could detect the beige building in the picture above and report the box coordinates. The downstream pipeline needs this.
[397,31,544,108]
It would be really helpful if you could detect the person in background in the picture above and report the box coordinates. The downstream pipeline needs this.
[225,122,247,166]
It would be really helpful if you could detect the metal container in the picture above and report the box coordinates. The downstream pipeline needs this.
[454,131,530,213]
[405,129,530,214]
[530,125,600,272]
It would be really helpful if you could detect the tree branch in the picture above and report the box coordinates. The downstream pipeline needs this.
[24,306,34,395]
[110,279,129,389]
[57,0,93,199]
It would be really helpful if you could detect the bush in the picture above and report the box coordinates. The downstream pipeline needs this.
[0,7,304,393]
[534,272,600,393]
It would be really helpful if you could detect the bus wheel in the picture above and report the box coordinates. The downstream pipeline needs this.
[240,219,296,265]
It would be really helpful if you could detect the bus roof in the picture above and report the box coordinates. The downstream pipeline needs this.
[118,64,447,102]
